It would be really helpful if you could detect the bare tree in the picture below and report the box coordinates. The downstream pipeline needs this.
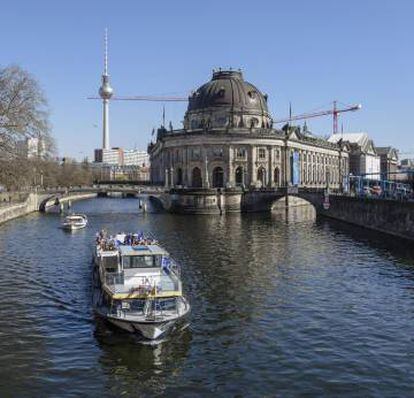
[0,65,53,157]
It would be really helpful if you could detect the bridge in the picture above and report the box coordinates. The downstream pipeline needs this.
[147,186,414,241]
[32,183,414,241]
[38,185,164,212]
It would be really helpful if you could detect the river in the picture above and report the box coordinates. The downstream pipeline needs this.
[0,198,413,397]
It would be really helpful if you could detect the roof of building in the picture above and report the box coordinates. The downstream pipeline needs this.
[187,69,269,115]
[328,132,378,155]
[375,146,398,160]
[328,132,368,145]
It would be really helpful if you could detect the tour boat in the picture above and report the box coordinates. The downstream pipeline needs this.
[61,214,88,230]
[92,232,190,340]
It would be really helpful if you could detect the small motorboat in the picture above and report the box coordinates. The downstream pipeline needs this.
[61,214,88,230]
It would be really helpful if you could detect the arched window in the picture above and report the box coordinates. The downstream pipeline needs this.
[176,168,183,186]
[257,167,267,187]
[273,167,280,186]
[235,167,244,186]
[212,167,224,188]
[192,167,202,188]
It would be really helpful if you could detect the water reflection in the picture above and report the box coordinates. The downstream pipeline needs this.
[0,198,414,396]
[94,318,191,396]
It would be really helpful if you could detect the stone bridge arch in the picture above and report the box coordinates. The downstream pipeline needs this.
[241,189,325,213]
[39,195,61,212]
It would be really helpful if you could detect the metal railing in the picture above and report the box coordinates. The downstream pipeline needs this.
[104,271,181,295]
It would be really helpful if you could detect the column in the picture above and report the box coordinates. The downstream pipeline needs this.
[204,147,210,188]
[267,145,273,188]
[227,145,233,188]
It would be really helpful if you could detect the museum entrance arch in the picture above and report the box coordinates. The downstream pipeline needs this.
[273,167,280,186]
[176,168,183,186]
[257,167,267,187]
[212,167,224,188]
[235,166,244,186]
[192,167,202,188]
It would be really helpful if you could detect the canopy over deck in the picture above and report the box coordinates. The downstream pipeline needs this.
[118,244,169,257]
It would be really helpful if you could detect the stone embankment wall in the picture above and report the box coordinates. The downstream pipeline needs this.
[0,193,38,225]
[319,196,414,240]
[0,192,96,225]
[42,192,96,211]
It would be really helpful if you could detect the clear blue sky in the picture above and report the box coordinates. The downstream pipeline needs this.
[2,0,414,159]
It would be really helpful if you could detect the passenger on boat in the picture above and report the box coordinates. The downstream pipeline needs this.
[115,233,126,245]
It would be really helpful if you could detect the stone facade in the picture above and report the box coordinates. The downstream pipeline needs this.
[149,129,349,190]
[148,70,349,213]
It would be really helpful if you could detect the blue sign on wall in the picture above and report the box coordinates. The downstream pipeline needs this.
[291,151,300,185]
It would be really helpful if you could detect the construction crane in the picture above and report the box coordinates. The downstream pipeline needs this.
[274,101,362,135]
[87,95,188,102]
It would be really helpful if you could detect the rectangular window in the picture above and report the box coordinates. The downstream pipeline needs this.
[103,256,118,272]
[191,148,200,160]
[236,148,247,159]
[275,149,280,161]
[123,255,161,269]
[258,148,266,159]
[213,147,224,158]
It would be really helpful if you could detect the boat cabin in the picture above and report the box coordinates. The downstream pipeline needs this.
[96,243,181,298]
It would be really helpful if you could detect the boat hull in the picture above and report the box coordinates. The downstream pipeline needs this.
[92,269,190,340]
[62,223,87,230]
[94,304,190,340]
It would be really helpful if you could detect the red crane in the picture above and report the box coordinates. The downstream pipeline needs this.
[274,101,362,135]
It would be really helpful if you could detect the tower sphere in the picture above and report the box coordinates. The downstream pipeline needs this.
[99,78,113,99]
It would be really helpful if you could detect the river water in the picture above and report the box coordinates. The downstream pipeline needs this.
[0,198,413,397]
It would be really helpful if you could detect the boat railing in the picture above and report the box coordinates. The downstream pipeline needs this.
[126,275,181,296]
[110,299,180,321]
[159,274,181,293]
[103,272,181,296]
[162,257,181,278]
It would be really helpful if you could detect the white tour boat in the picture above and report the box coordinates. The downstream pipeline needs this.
[61,214,88,230]
[92,232,190,340]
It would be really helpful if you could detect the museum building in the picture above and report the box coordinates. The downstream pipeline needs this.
[148,69,349,194]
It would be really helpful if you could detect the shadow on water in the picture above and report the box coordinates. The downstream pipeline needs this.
[274,203,414,265]
[93,317,192,396]
[316,216,414,265]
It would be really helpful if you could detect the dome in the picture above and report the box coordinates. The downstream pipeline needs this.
[184,70,272,131]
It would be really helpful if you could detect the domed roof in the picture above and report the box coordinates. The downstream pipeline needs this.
[187,70,269,114]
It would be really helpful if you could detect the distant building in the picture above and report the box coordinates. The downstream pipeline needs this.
[93,147,150,182]
[17,137,47,159]
[375,146,398,180]
[91,163,150,182]
[94,148,124,165]
[94,147,149,167]
[397,158,414,182]
[123,149,150,167]
[328,133,380,180]
[400,158,414,169]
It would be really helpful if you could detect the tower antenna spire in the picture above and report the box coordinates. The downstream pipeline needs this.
[104,28,108,75]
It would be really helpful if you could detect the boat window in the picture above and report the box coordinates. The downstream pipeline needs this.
[156,298,177,311]
[123,255,158,269]
[103,256,118,272]
[154,255,162,267]
[120,299,145,312]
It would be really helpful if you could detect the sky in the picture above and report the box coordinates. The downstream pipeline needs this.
[2,0,414,159]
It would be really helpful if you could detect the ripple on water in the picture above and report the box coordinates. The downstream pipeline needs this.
[0,199,413,397]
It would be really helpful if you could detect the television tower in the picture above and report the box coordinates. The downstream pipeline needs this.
[98,28,113,150]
